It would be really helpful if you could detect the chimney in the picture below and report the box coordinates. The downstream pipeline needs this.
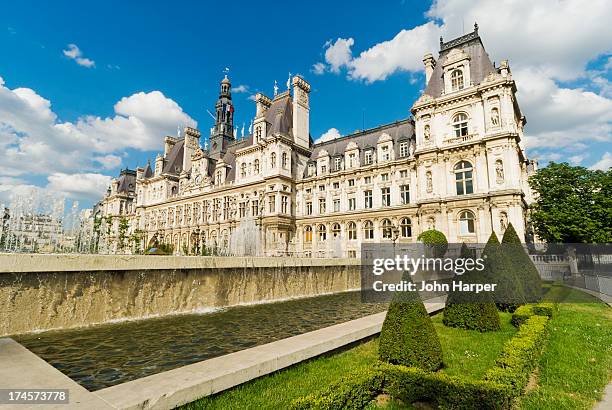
[500,60,510,77]
[423,53,436,84]
[255,93,272,118]
[164,136,178,156]
[292,75,311,149]
[183,127,201,171]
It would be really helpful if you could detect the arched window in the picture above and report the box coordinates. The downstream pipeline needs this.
[400,218,412,238]
[282,152,288,169]
[304,226,313,242]
[270,152,276,168]
[459,210,476,235]
[454,161,474,195]
[453,113,469,137]
[363,220,374,240]
[317,224,327,241]
[240,162,246,178]
[331,223,341,238]
[347,222,357,240]
[254,159,260,174]
[381,219,393,239]
[451,69,464,91]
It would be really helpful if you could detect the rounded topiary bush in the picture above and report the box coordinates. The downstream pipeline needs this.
[379,276,443,371]
[501,223,542,303]
[417,229,448,258]
[443,243,501,332]
[482,232,526,312]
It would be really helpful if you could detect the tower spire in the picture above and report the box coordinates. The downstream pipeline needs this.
[209,74,235,158]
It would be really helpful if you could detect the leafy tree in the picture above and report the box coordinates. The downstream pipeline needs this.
[528,162,612,243]
[417,229,448,258]
[501,223,542,303]
[379,276,443,371]
[117,217,129,250]
[443,243,501,331]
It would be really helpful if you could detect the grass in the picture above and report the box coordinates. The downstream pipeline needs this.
[182,285,611,410]
[182,312,516,410]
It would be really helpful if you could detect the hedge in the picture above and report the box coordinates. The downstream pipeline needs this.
[485,315,550,396]
[511,303,557,327]
[293,315,552,409]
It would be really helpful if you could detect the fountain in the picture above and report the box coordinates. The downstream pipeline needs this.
[228,217,262,256]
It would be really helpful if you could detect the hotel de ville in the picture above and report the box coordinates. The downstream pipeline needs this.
[97,25,537,257]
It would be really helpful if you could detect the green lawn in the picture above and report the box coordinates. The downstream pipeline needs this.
[181,286,611,410]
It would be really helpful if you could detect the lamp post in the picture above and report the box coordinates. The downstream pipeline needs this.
[392,225,400,256]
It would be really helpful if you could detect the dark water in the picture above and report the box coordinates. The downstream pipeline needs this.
[15,292,387,391]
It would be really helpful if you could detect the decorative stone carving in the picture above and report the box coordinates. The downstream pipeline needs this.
[495,159,504,184]
[424,124,431,142]
[426,171,433,193]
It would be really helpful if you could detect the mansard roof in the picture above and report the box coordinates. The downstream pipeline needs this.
[309,118,415,159]
[143,161,153,178]
[222,134,254,182]
[424,29,496,98]
[264,92,293,138]
[117,168,136,194]
[162,138,184,175]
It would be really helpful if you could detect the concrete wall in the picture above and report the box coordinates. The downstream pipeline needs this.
[0,254,360,337]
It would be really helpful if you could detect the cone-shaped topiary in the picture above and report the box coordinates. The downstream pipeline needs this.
[482,232,526,312]
[379,274,443,371]
[443,243,501,331]
[417,229,448,258]
[501,223,542,303]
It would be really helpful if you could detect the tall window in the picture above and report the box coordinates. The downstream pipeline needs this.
[334,156,342,171]
[269,195,275,213]
[270,153,276,168]
[281,196,288,213]
[454,161,474,195]
[333,198,340,212]
[451,69,464,91]
[251,199,259,216]
[400,185,410,204]
[348,179,355,187]
[304,226,313,242]
[240,162,246,178]
[318,224,327,241]
[254,159,260,174]
[364,190,372,209]
[282,152,288,169]
[307,163,315,176]
[381,145,390,161]
[459,210,476,235]
[319,198,326,214]
[364,150,373,165]
[331,223,341,238]
[347,222,357,240]
[348,153,356,168]
[381,219,393,239]
[400,218,412,237]
[348,197,356,211]
[399,141,409,158]
[381,187,391,207]
[215,170,222,185]
[239,202,246,218]
[306,201,312,215]
[453,113,469,137]
[363,220,374,239]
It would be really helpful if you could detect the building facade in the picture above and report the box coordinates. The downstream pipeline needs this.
[97,27,536,256]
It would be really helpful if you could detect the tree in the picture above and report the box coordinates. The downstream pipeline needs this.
[417,229,448,258]
[483,232,526,312]
[443,243,501,331]
[501,223,542,303]
[379,274,443,371]
[117,217,129,250]
[528,162,612,243]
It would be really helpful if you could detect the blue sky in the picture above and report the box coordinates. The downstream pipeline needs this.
[0,0,610,210]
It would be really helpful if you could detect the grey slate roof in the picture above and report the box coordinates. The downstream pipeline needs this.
[162,138,184,175]
[306,119,415,177]
[117,169,136,194]
[264,92,293,138]
[222,134,254,182]
[143,161,153,178]
[424,34,496,98]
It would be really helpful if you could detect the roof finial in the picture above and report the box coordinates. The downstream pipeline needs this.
[474,22,479,34]
[273,80,278,96]
[287,72,291,90]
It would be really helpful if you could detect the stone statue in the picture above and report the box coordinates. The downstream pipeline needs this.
[495,160,504,184]
[409,139,416,156]
[424,124,431,142]
[500,212,508,231]
[287,72,291,90]
[426,171,433,193]
[273,80,278,96]
[491,108,500,126]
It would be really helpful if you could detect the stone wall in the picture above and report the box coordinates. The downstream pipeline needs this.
[0,254,360,337]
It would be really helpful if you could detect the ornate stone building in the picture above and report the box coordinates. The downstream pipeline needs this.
[98,26,536,256]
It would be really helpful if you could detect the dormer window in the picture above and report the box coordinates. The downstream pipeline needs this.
[282,152,288,169]
[364,150,373,165]
[348,153,356,168]
[399,141,409,158]
[453,113,469,137]
[451,69,464,91]
[334,156,342,171]
[381,145,390,161]
[308,163,315,176]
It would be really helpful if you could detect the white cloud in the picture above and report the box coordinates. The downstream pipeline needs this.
[569,154,588,165]
[590,152,612,170]
[62,44,95,68]
[231,84,249,93]
[315,128,342,143]
[47,172,112,201]
[324,38,354,73]
[312,62,326,75]
[0,75,196,205]
[247,94,257,101]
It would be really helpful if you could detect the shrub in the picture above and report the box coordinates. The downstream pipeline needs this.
[511,303,557,327]
[291,367,384,410]
[443,243,501,332]
[378,276,443,371]
[482,232,526,312]
[501,224,543,303]
[485,315,550,396]
[417,229,448,258]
